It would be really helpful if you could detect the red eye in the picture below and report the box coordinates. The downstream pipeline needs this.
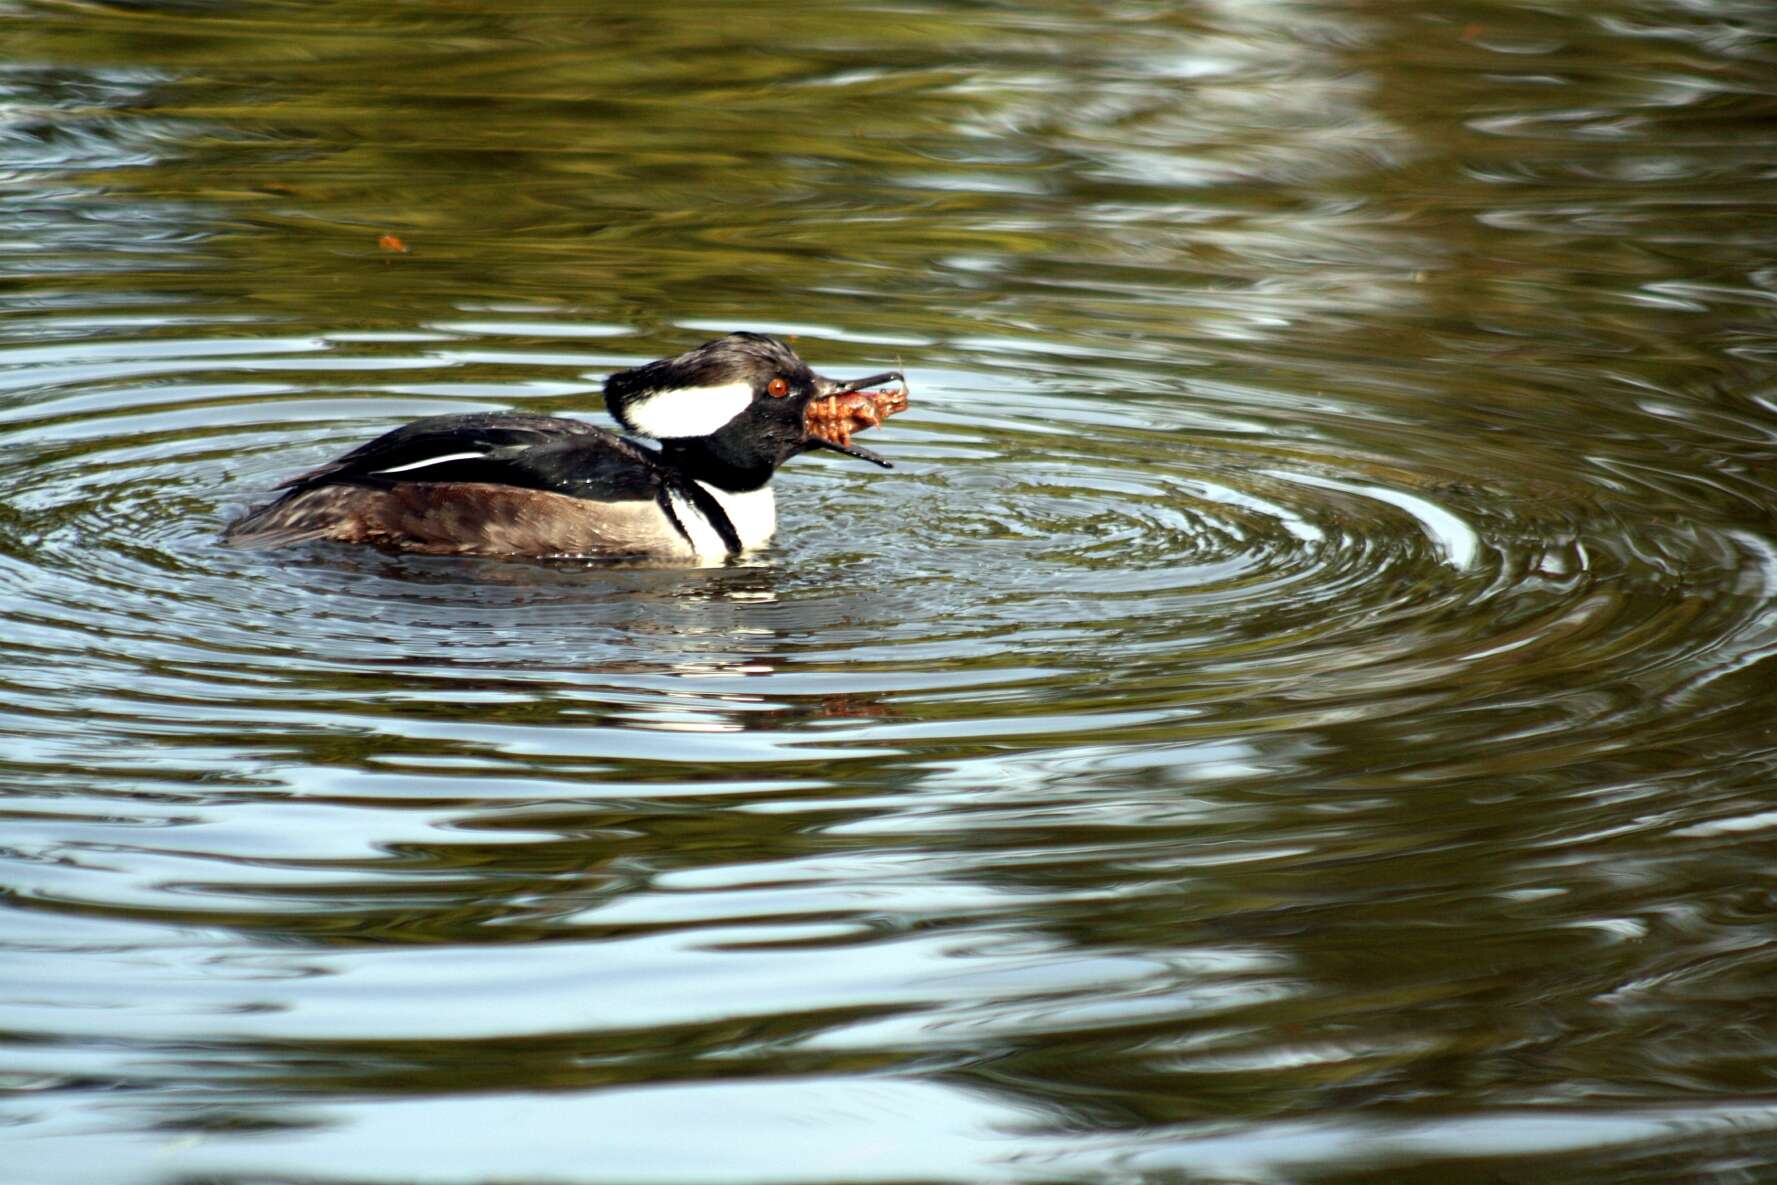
[767,377,790,398]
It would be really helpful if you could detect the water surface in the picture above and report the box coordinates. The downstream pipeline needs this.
[5,1,1777,1182]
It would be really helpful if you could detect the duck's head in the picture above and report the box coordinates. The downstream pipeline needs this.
[605,332,908,490]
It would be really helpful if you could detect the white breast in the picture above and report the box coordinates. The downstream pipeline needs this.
[697,482,778,552]
[663,483,778,562]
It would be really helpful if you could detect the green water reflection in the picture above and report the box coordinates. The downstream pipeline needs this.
[3,1,1777,1183]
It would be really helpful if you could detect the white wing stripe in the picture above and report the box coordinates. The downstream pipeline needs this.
[373,451,490,474]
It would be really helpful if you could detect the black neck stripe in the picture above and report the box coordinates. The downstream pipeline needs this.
[677,480,742,555]
[653,482,741,556]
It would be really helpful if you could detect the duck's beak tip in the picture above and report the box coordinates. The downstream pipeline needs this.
[804,373,909,465]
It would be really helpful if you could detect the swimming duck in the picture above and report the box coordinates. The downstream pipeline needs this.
[223,332,908,561]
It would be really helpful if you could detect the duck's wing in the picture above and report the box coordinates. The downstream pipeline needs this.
[226,413,704,554]
[281,413,663,502]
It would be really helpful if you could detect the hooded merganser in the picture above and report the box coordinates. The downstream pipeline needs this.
[222,332,908,561]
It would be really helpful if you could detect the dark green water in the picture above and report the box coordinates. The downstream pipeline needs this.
[5,2,1777,1182]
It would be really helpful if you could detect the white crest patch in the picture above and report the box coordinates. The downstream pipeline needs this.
[373,451,490,474]
[623,381,754,440]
